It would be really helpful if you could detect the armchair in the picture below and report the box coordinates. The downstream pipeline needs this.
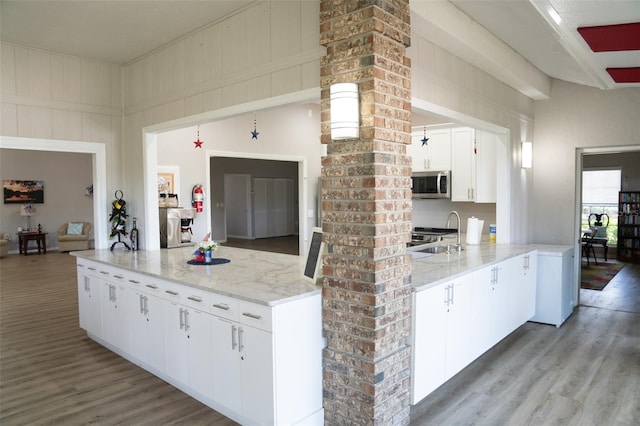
[57,222,92,252]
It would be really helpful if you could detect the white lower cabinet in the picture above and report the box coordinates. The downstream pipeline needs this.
[100,272,131,353]
[411,285,446,404]
[76,258,324,426]
[211,316,274,424]
[411,250,538,405]
[77,262,102,337]
[411,274,473,404]
[164,301,214,400]
[509,251,538,326]
[127,276,166,374]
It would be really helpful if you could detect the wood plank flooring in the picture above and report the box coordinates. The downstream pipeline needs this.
[1,253,639,425]
[0,252,238,425]
[410,262,640,425]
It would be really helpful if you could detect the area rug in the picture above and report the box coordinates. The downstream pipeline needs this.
[581,262,625,291]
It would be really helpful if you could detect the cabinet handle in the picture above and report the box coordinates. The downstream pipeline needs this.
[100,270,109,275]
[144,296,149,315]
[139,294,144,314]
[179,308,185,330]
[184,309,190,331]
[88,267,96,271]
[450,284,455,305]
[145,284,158,289]
[238,326,244,353]
[129,279,140,284]
[113,274,124,280]
[443,286,449,305]
[165,290,179,296]
[213,303,230,311]
[84,277,90,292]
[187,296,202,303]
[232,325,238,350]
[242,312,262,320]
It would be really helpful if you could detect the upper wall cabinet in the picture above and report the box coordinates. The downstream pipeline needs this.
[407,128,451,172]
[451,127,496,203]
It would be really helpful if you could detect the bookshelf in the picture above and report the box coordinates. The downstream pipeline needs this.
[617,191,640,263]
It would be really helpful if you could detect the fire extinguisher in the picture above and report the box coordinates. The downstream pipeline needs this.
[192,184,204,213]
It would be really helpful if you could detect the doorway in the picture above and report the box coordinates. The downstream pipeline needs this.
[575,146,640,306]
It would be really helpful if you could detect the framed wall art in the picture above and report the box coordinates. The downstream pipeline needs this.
[3,180,45,204]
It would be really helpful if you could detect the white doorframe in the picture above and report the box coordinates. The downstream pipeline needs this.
[0,136,108,249]
[574,144,640,305]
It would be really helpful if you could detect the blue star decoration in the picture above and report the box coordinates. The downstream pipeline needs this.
[421,136,429,146]
[251,129,259,139]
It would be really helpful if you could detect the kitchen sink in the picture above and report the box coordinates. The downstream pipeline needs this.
[415,245,451,254]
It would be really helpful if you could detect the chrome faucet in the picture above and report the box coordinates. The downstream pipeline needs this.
[446,210,462,252]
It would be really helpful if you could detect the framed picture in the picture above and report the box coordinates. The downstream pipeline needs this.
[3,180,44,204]
[158,173,174,194]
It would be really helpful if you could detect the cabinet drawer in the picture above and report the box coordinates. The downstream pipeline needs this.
[210,293,239,321]
[161,281,210,311]
[238,301,272,332]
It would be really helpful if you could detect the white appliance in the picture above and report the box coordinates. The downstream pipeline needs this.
[530,246,575,327]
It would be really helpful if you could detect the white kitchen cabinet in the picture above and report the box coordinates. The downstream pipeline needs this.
[211,299,274,425]
[408,128,451,171]
[100,271,131,353]
[76,261,102,337]
[411,284,447,404]
[471,262,509,357]
[509,251,538,326]
[127,275,166,374]
[412,250,538,405]
[451,127,496,203]
[444,274,475,379]
[163,297,214,400]
[411,273,474,404]
[530,246,575,327]
[75,258,324,426]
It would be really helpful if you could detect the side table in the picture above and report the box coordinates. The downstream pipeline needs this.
[18,232,48,255]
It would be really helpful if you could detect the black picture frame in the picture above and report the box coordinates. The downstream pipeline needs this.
[3,180,45,204]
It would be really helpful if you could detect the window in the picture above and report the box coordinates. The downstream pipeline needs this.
[582,169,620,243]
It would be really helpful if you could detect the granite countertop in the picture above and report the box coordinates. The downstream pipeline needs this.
[410,241,538,292]
[73,241,563,304]
[72,246,321,306]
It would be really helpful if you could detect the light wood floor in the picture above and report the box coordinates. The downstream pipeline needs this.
[410,262,640,425]
[1,253,638,425]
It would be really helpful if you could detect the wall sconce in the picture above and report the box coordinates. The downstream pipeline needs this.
[330,83,359,140]
[522,141,533,169]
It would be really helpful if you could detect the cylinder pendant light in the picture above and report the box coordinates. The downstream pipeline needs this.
[330,83,359,140]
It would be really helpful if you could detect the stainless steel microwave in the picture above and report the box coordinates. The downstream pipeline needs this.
[411,171,450,199]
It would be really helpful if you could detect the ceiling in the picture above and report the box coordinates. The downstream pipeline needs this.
[1,0,638,91]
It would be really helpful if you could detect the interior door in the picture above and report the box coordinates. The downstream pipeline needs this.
[224,174,252,239]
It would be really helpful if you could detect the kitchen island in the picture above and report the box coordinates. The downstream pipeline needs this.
[73,246,324,426]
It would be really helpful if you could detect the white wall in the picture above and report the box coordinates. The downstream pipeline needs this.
[408,33,534,243]
[532,80,640,245]
[583,152,640,191]
[157,103,322,245]
[122,1,324,241]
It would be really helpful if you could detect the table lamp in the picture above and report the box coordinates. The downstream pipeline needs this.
[20,203,36,231]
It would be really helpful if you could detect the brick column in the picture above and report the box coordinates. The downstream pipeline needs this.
[319,1,412,424]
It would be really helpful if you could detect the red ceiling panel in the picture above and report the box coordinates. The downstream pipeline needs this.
[577,22,640,52]
[607,67,640,83]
